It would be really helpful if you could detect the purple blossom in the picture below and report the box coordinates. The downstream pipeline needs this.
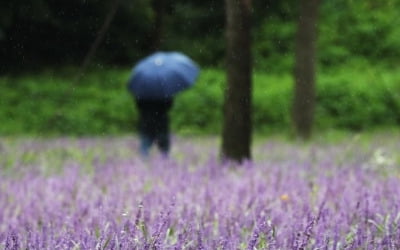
[0,135,400,249]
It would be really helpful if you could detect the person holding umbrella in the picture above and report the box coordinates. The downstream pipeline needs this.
[128,51,200,157]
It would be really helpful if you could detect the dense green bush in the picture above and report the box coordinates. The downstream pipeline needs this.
[0,69,136,135]
[0,67,399,136]
[316,67,400,130]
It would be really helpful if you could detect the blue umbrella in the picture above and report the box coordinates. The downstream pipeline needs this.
[128,51,200,99]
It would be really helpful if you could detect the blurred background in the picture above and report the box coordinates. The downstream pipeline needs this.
[0,0,399,136]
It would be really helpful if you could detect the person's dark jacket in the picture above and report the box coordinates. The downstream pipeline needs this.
[135,99,173,136]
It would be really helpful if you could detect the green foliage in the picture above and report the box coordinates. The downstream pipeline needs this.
[253,17,296,72]
[2,0,400,74]
[251,0,400,72]
[164,0,225,67]
[0,68,136,135]
[0,0,155,71]
[316,66,400,130]
[253,73,293,133]
[318,0,400,68]
[172,69,224,134]
[1,67,399,136]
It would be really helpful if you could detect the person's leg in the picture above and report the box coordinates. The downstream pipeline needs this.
[139,133,154,157]
[156,132,170,157]
[137,106,156,158]
[155,111,170,157]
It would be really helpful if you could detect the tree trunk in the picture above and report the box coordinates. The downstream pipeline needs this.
[292,0,320,140]
[221,0,253,162]
[149,0,165,51]
[76,0,121,83]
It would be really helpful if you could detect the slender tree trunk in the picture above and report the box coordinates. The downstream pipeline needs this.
[149,0,165,51]
[47,0,121,130]
[75,0,121,83]
[221,0,253,162]
[292,0,320,139]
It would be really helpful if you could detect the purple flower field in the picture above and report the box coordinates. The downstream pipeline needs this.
[1,134,400,249]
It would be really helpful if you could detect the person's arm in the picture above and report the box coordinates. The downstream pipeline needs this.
[164,99,173,111]
[135,99,173,113]
[135,99,150,110]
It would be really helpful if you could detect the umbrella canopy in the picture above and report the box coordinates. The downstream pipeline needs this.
[128,51,200,99]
